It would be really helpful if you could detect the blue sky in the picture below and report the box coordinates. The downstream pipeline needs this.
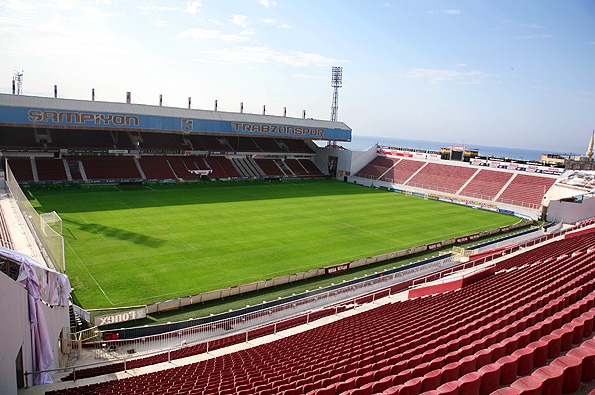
[1,0,594,154]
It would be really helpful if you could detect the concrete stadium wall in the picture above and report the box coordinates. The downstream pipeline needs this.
[0,272,32,395]
[147,268,327,314]
[313,145,353,179]
[350,144,379,176]
[546,198,595,224]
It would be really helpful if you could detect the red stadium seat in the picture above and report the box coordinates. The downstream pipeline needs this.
[550,355,581,393]
[510,376,543,395]
[511,347,534,376]
[457,372,481,395]
[531,365,564,395]
[496,355,519,386]
[567,345,595,382]
[478,363,501,395]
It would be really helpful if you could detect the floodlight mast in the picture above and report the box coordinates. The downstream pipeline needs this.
[13,70,23,95]
[328,66,343,147]
[330,66,342,122]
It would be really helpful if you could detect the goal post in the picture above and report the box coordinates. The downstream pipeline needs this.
[41,211,63,236]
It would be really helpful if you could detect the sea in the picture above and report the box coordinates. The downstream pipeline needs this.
[328,135,581,162]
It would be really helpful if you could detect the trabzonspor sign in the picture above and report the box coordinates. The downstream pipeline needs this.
[232,122,324,138]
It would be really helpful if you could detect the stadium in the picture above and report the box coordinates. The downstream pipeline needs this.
[1,88,595,395]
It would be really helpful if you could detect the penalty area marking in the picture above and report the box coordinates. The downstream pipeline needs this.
[66,241,115,306]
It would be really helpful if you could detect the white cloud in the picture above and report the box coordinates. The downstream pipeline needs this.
[79,6,120,20]
[261,17,292,29]
[456,63,467,67]
[178,28,251,42]
[1,0,36,13]
[405,68,492,85]
[178,28,221,40]
[138,5,179,13]
[186,0,201,15]
[258,0,277,7]
[46,0,77,10]
[230,14,248,28]
[521,22,545,29]
[294,74,325,79]
[202,46,344,67]
[444,9,460,15]
[518,34,552,39]
[152,20,166,27]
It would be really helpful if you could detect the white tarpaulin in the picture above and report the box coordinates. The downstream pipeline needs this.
[1,246,71,385]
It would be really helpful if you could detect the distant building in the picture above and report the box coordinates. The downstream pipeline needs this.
[563,131,595,171]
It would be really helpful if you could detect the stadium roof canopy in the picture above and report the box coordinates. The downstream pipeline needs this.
[0,93,351,142]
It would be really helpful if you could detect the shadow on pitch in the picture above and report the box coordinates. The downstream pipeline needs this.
[67,218,167,247]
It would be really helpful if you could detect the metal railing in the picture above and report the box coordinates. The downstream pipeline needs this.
[94,254,460,359]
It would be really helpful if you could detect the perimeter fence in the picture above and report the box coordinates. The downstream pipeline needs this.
[4,160,65,272]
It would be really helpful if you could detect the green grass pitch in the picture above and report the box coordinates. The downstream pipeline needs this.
[27,179,520,309]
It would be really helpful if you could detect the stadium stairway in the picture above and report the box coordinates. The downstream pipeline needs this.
[36,229,595,395]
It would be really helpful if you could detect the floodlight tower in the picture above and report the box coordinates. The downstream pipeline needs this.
[13,70,23,95]
[330,66,342,122]
[328,66,343,147]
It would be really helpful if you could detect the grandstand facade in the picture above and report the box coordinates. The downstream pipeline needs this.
[0,93,352,184]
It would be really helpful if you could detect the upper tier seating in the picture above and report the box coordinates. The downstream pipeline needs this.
[48,129,133,151]
[135,132,190,152]
[254,138,287,153]
[46,229,595,395]
[283,139,315,153]
[0,127,39,150]
[233,137,261,152]
[190,135,233,152]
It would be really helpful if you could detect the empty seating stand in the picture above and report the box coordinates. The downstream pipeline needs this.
[497,173,556,209]
[6,157,34,182]
[382,158,425,184]
[46,229,595,395]
[75,156,142,181]
[406,162,477,194]
[355,156,397,180]
[459,168,513,201]
[35,158,68,182]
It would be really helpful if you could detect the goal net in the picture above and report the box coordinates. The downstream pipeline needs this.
[41,211,63,236]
